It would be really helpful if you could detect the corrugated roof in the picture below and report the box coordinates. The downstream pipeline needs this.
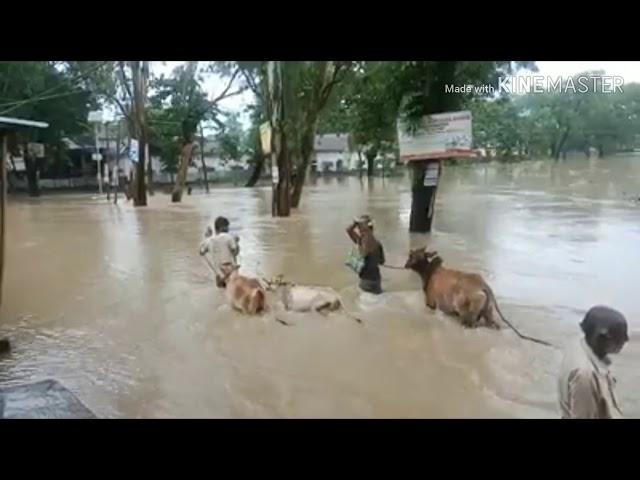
[0,116,48,129]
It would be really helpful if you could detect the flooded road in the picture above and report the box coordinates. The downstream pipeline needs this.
[1,155,639,418]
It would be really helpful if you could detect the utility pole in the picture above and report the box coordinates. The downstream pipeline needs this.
[95,122,103,195]
[88,111,104,195]
[105,122,111,202]
[114,120,121,204]
[199,123,209,193]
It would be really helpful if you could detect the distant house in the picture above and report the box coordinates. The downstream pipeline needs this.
[10,128,252,189]
[312,133,399,174]
[194,135,250,174]
[313,134,350,173]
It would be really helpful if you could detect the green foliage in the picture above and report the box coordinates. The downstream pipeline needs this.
[148,62,243,174]
[470,70,640,158]
[149,62,213,144]
[323,62,399,159]
[214,112,246,162]
[0,61,95,147]
[318,62,535,161]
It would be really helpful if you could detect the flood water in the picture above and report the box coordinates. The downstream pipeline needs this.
[1,156,640,418]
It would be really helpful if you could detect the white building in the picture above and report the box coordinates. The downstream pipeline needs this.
[81,133,250,184]
[312,133,398,174]
[313,134,352,173]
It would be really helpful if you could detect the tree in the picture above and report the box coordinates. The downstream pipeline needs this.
[469,70,640,160]
[470,97,529,158]
[236,62,268,187]
[287,61,350,208]
[0,62,94,196]
[67,61,151,205]
[147,110,180,183]
[243,100,267,187]
[318,62,398,177]
[149,62,244,202]
[265,61,290,217]
[214,112,245,163]
[238,61,348,208]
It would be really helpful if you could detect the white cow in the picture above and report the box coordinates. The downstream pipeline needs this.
[262,276,362,324]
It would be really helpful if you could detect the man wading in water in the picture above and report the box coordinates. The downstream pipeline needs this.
[346,215,385,295]
[558,305,629,419]
[199,216,240,288]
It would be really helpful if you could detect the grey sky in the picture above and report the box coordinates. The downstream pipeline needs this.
[532,61,640,82]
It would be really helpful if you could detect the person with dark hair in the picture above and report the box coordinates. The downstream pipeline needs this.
[558,305,629,419]
[199,216,239,288]
[346,215,385,295]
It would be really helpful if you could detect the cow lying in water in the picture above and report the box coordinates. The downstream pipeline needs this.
[262,275,363,324]
[221,267,291,325]
[404,247,553,347]
[224,266,267,315]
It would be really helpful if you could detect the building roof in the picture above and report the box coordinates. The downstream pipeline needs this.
[0,116,48,129]
[315,133,348,152]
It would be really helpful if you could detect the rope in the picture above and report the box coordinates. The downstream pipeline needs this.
[382,264,406,270]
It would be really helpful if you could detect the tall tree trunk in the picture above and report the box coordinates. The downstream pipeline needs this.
[553,127,570,161]
[407,62,458,234]
[114,121,121,204]
[428,62,459,113]
[267,61,291,217]
[199,124,209,193]
[274,138,291,216]
[357,150,363,177]
[130,61,148,207]
[133,63,148,205]
[105,128,111,202]
[245,154,264,187]
[366,150,376,177]
[133,135,147,206]
[146,144,154,195]
[23,147,40,197]
[290,125,315,209]
[172,142,194,203]
[1,134,6,308]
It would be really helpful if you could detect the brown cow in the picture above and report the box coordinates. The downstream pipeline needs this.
[224,266,266,315]
[404,247,553,347]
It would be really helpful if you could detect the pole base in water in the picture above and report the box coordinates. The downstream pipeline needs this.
[409,186,436,233]
[0,337,9,355]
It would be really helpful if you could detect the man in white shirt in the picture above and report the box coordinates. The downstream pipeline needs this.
[199,216,239,288]
[558,305,629,419]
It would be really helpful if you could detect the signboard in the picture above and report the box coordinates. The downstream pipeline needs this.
[87,111,104,123]
[423,161,440,187]
[129,139,139,163]
[398,110,473,162]
[260,122,272,155]
[271,163,279,184]
[27,143,45,158]
[91,153,103,162]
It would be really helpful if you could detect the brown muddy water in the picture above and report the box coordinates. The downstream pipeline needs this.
[1,156,639,418]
